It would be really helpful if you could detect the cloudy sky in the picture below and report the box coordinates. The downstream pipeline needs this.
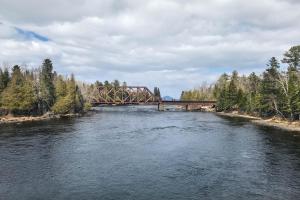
[0,0,300,97]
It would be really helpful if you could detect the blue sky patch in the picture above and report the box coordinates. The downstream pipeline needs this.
[15,27,49,42]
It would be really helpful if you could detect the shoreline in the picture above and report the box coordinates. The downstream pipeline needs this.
[0,113,82,125]
[215,111,300,132]
[215,111,261,120]
[0,109,100,125]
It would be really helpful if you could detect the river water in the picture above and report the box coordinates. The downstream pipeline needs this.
[1,106,300,200]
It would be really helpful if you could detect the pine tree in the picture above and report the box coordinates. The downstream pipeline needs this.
[213,73,229,100]
[180,91,185,100]
[67,74,76,113]
[286,67,300,120]
[104,80,110,87]
[282,45,300,70]
[217,84,229,111]
[113,80,120,87]
[227,71,239,110]
[0,68,10,94]
[246,72,261,113]
[52,74,76,114]
[1,65,37,115]
[95,81,103,87]
[214,73,230,111]
[260,57,280,116]
[154,87,161,100]
[280,45,300,119]
[237,88,247,111]
[39,59,55,113]
[75,85,84,113]
[54,75,67,100]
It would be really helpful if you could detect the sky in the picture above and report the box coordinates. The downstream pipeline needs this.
[0,0,300,98]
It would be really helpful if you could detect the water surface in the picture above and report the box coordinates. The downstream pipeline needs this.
[1,106,300,199]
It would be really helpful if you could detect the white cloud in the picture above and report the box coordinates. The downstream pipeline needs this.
[0,0,300,97]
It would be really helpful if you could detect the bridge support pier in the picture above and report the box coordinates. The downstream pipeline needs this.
[158,103,164,111]
[185,104,189,111]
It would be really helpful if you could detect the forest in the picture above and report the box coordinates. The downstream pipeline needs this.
[0,59,88,116]
[181,45,300,120]
[0,59,161,117]
[0,59,122,117]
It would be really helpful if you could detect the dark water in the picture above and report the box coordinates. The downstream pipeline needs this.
[1,106,300,200]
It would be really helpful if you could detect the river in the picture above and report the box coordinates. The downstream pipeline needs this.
[1,106,300,200]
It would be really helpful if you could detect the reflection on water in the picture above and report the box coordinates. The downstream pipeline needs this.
[0,106,300,200]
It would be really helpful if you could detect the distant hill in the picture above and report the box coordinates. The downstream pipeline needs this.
[162,96,175,101]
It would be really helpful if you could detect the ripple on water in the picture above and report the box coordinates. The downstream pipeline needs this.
[1,107,300,200]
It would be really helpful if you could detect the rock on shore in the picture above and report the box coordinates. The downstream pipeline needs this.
[252,118,300,132]
[216,111,300,132]
[0,113,80,124]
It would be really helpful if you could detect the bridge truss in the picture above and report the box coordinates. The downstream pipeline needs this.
[93,86,159,105]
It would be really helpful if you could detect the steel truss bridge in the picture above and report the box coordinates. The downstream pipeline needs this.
[92,86,216,110]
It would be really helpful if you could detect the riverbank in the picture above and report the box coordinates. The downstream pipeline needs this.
[252,118,300,132]
[0,113,82,124]
[0,108,101,125]
[216,111,300,132]
[215,111,261,120]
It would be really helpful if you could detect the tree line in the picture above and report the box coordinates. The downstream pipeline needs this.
[0,59,85,116]
[180,83,215,101]
[181,45,300,120]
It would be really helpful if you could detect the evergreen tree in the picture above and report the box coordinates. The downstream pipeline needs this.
[286,67,300,120]
[246,72,261,113]
[104,80,110,87]
[154,87,161,100]
[67,74,76,113]
[1,65,37,115]
[216,84,229,111]
[0,68,10,94]
[213,73,230,111]
[95,81,103,87]
[39,59,55,113]
[52,74,76,114]
[213,73,229,100]
[227,71,239,109]
[75,85,84,113]
[113,80,120,87]
[180,91,185,100]
[282,45,300,70]
[248,72,260,94]
[54,75,67,100]
[260,57,280,116]
[237,88,247,111]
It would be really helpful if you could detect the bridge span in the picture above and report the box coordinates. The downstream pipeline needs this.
[91,86,216,111]
[157,100,216,111]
